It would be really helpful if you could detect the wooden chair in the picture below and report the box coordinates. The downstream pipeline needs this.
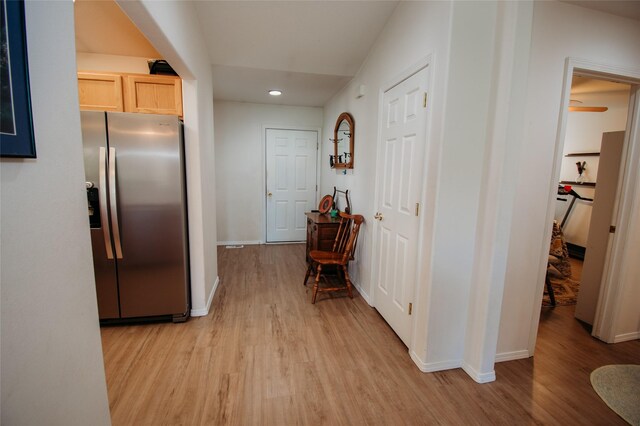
[544,221,571,307]
[303,212,364,304]
[545,255,559,307]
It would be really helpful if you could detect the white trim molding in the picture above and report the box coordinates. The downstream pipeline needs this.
[409,351,462,373]
[217,240,262,246]
[462,361,496,384]
[191,276,219,317]
[613,331,640,343]
[354,282,373,306]
[495,350,530,363]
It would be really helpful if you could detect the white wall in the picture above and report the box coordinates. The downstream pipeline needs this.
[321,0,451,307]
[321,1,535,382]
[614,175,640,340]
[76,52,151,74]
[214,101,323,244]
[556,90,630,246]
[497,1,640,358]
[117,0,218,316]
[0,2,111,424]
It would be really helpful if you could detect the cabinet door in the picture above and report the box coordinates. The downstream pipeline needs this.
[77,72,124,112]
[124,75,183,116]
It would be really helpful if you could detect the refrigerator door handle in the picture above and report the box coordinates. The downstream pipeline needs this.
[99,147,114,259]
[109,147,124,259]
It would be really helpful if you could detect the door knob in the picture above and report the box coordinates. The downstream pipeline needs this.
[374,212,384,221]
[267,192,273,197]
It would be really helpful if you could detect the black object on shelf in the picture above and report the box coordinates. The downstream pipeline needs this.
[148,60,178,76]
[565,152,600,157]
[559,180,596,187]
[566,242,586,260]
[332,186,351,214]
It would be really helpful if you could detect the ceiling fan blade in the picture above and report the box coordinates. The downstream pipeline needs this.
[568,106,608,112]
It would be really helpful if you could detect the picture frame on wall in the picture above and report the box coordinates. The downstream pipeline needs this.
[1,0,35,158]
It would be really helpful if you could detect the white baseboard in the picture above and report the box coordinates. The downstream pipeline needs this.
[462,361,496,384]
[191,276,219,317]
[354,282,373,306]
[217,240,262,246]
[265,241,305,245]
[409,351,462,373]
[495,349,530,363]
[613,331,640,343]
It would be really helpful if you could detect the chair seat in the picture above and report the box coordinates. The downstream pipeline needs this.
[309,250,343,264]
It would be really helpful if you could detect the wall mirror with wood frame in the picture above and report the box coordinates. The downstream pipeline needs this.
[332,112,354,169]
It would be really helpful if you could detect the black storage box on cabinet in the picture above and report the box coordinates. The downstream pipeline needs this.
[148,60,178,76]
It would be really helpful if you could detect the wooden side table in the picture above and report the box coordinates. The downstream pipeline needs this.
[305,212,341,263]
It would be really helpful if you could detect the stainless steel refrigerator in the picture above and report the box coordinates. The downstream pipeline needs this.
[82,111,190,322]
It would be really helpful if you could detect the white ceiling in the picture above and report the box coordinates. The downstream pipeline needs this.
[193,1,399,106]
[75,0,639,107]
[74,0,398,107]
[211,65,352,107]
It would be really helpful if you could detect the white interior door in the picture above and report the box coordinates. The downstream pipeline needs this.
[373,67,429,346]
[575,131,625,325]
[266,129,318,242]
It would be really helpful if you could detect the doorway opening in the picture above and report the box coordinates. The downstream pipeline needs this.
[537,65,639,347]
[542,75,630,328]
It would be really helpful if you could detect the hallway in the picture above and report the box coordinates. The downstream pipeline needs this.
[100,244,639,425]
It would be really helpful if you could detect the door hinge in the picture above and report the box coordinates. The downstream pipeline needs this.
[316,141,319,150]
[423,92,428,108]
[415,203,420,217]
[408,303,413,315]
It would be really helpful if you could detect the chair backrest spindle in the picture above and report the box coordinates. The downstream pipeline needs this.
[337,213,364,263]
[332,215,352,253]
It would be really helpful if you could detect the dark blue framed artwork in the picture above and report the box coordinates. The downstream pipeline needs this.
[1,0,35,158]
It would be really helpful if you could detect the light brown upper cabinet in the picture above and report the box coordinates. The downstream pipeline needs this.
[77,72,124,112]
[77,72,183,117]
[123,74,183,116]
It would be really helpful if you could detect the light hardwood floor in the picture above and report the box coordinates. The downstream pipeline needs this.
[101,244,640,425]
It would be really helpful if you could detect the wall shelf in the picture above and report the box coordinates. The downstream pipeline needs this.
[565,152,600,157]
[560,180,596,187]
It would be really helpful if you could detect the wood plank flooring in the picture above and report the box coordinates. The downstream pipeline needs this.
[101,244,640,425]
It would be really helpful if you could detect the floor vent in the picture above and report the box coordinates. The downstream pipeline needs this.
[225,245,244,249]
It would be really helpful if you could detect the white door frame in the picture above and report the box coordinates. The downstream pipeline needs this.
[262,125,322,244]
[527,57,640,353]
[370,56,434,352]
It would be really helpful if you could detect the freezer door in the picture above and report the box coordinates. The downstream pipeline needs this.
[106,112,189,318]
[81,111,120,319]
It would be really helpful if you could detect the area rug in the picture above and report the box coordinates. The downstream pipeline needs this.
[590,364,640,425]
[542,276,580,307]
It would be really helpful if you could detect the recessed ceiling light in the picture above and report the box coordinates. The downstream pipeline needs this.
[268,90,282,96]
